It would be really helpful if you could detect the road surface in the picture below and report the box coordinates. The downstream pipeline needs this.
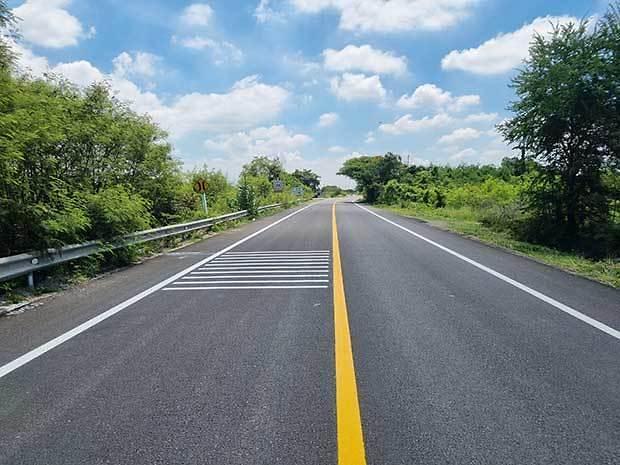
[0,200,618,464]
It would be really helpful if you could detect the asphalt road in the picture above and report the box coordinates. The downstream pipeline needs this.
[0,200,618,464]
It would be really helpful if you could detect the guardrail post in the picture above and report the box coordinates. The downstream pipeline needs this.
[27,272,34,289]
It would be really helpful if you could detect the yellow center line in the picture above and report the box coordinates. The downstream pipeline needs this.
[332,202,367,465]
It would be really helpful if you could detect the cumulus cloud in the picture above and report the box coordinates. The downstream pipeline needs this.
[330,73,386,102]
[254,0,284,22]
[204,125,311,158]
[112,52,161,78]
[438,127,481,145]
[13,0,93,48]
[397,84,480,112]
[379,113,453,135]
[318,112,339,127]
[449,147,477,162]
[323,45,407,76]
[328,145,348,153]
[12,45,289,138]
[464,112,499,123]
[441,15,578,74]
[173,35,244,65]
[52,60,105,87]
[291,0,479,32]
[181,3,214,26]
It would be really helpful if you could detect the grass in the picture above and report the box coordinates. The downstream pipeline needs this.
[378,203,620,288]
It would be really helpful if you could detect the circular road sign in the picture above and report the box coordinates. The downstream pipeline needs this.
[193,178,208,194]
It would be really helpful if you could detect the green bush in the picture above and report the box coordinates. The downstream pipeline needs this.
[85,186,152,240]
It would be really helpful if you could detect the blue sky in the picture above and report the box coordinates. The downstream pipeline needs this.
[8,0,606,186]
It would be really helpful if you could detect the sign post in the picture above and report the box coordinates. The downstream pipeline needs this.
[193,178,209,215]
[272,179,284,192]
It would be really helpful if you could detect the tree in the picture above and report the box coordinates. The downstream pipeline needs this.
[0,1,16,70]
[241,156,283,182]
[500,14,619,254]
[338,153,404,202]
[292,169,320,193]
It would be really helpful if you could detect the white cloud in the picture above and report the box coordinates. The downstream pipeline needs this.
[438,127,481,145]
[318,112,339,127]
[255,0,284,22]
[112,52,161,78]
[441,15,578,75]
[13,0,92,48]
[12,45,289,138]
[158,76,290,136]
[379,113,453,135]
[291,0,479,32]
[397,84,480,112]
[330,73,386,102]
[174,36,244,65]
[464,112,499,123]
[181,3,214,26]
[328,145,348,153]
[323,45,407,76]
[365,131,375,143]
[449,147,477,162]
[204,125,311,158]
[9,39,50,75]
[52,60,105,87]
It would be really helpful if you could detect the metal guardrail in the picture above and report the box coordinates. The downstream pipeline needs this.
[0,203,283,287]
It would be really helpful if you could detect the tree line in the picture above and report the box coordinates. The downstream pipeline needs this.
[339,5,620,258]
[0,4,319,257]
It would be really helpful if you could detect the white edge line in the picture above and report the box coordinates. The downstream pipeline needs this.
[163,286,328,290]
[356,204,620,340]
[0,204,315,379]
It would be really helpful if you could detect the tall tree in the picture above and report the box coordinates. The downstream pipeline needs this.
[338,153,404,202]
[292,168,320,193]
[500,15,619,253]
[0,1,16,70]
[240,156,283,182]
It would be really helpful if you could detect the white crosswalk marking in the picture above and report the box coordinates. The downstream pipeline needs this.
[164,250,331,291]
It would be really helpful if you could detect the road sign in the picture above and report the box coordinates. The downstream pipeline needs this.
[292,186,304,196]
[273,180,284,192]
[193,178,208,194]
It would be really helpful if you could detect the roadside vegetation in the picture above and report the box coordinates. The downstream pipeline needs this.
[339,7,620,288]
[0,5,319,295]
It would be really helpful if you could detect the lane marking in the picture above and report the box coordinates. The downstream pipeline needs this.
[219,253,329,256]
[333,203,367,465]
[163,286,328,290]
[213,258,330,262]
[173,280,329,284]
[199,265,329,270]
[227,250,329,255]
[181,274,329,279]
[189,270,330,275]
[356,204,620,341]
[210,260,330,265]
[0,204,315,380]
